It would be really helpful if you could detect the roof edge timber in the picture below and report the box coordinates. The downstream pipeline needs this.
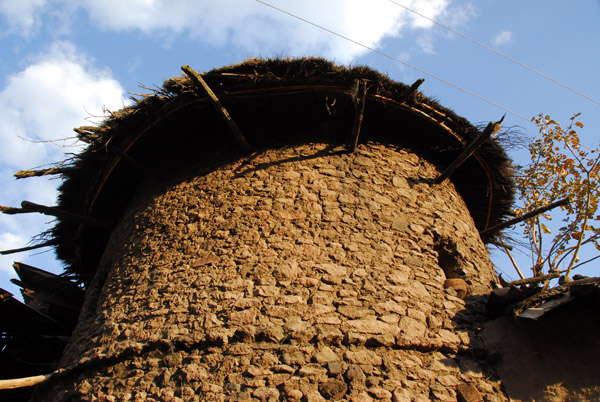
[13,57,515,279]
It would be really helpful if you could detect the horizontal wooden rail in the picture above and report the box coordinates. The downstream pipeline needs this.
[480,198,569,237]
[0,372,55,390]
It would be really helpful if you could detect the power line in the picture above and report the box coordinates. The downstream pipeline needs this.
[256,0,530,122]
[387,0,600,106]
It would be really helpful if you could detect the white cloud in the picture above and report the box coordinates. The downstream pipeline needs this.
[405,0,450,29]
[60,0,450,61]
[0,0,48,35]
[492,30,513,47]
[440,2,477,28]
[0,41,127,288]
[416,33,436,55]
[0,232,26,257]
[0,41,126,168]
[1,0,455,60]
[0,231,26,278]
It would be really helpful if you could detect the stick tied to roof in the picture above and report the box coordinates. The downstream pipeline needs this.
[479,197,569,237]
[1,201,111,229]
[0,372,57,390]
[434,115,504,184]
[74,126,102,144]
[0,240,58,255]
[401,78,425,101]
[349,79,368,152]
[14,166,72,179]
[181,65,251,154]
[507,272,560,287]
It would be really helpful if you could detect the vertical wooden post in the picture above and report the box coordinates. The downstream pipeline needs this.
[349,79,368,152]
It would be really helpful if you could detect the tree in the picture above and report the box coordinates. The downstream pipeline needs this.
[512,113,600,281]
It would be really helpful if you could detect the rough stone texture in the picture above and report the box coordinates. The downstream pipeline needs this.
[33,143,506,401]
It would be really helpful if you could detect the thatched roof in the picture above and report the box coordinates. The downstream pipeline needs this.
[488,276,600,319]
[33,57,513,281]
[0,263,80,399]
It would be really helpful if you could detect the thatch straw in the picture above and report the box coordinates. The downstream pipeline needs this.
[36,57,514,280]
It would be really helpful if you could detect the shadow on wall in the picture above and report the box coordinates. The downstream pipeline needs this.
[479,291,600,401]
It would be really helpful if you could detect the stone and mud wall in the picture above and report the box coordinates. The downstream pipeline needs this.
[34,143,507,402]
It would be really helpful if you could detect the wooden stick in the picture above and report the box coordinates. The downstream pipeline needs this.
[349,79,368,151]
[434,115,505,184]
[498,238,525,279]
[0,373,54,390]
[508,272,559,286]
[14,166,72,179]
[0,240,58,255]
[23,201,111,228]
[73,126,101,143]
[1,201,111,229]
[74,126,98,134]
[479,198,569,237]
[0,205,22,214]
[181,65,251,154]
[488,239,513,250]
[402,78,425,101]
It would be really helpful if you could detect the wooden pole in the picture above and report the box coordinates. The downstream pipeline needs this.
[497,238,525,280]
[349,79,368,152]
[434,115,505,184]
[1,201,111,229]
[479,198,569,237]
[74,126,101,144]
[0,240,58,255]
[508,272,560,286]
[0,373,54,390]
[14,166,72,179]
[402,78,425,101]
[181,65,251,154]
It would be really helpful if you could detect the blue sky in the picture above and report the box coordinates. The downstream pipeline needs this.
[1,0,599,297]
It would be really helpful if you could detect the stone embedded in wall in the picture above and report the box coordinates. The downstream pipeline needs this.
[36,143,508,402]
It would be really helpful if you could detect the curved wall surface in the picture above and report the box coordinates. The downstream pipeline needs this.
[35,143,506,401]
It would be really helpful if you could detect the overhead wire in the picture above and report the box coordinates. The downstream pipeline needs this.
[255,0,530,122]
[386,0,600,106]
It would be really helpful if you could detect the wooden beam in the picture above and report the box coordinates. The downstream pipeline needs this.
[479,198,569,237]
[496,238,525,280]
[507,272,560,287]
[0,240,58,255]
[181,65,251,154]
[488,239,513,250]
[1,201,111,229]
[434,115,505,184]
[73,126,101,144]
[0,372,56,390]
[349,79,368,152]
[0,205,22,214]
[402,78,425,101]
[14,166,72,179]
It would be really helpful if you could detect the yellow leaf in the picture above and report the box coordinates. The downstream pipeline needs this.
[541,223,552,234]
[575,122,584,128]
